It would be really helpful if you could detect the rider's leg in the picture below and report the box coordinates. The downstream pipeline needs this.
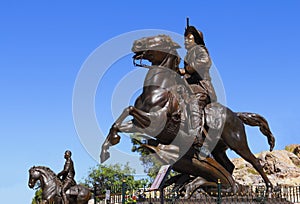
[189,93,207,146]
[61,181,71,204]
[201,80,217,103]
[188,94,204,146]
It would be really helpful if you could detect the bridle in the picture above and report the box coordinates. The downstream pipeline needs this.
[133,51,152,68]
[133,50,176,70]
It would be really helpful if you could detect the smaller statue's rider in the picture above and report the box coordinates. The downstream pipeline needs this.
[57,150,76,204]
[178,20,217,147]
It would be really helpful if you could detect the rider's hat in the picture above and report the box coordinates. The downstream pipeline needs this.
[184,25,205,46]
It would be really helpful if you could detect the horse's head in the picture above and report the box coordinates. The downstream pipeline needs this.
[28,166,58,189]
[132,35,180,68]
[28,166,41,189]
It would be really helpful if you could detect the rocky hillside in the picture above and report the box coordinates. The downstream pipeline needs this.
[232,144,300,186]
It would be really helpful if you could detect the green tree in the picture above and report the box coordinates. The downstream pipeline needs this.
[131,135,164,180]
[131,135,178,181]
[83,162,149,194]
[31,189,42,204]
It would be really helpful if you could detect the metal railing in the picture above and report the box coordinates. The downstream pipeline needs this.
[95,184,300,204]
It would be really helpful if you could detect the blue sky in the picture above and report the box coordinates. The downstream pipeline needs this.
[1,1,300,203]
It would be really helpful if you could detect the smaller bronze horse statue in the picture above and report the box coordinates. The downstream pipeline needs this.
[28,166,91,204]
[101,35,275,196]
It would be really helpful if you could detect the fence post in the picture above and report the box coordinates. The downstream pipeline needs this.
[160,187,164,204]
[93,182,97,204]
[297,186,300,203]
[122,179,126,204]
[217,179,222,204]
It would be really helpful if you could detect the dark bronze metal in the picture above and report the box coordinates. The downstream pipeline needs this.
[57,150,77,204]
[186,17,189,28]
[28,152,91,204]
[100,33,275,196]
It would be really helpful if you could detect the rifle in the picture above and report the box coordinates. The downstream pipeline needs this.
[186,17,189,28]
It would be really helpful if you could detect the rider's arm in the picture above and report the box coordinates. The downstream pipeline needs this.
[192,46,212,72]
[189,46,212,73]
[57,161,70,177]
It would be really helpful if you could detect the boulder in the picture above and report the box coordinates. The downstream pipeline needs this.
[231,145,300,186]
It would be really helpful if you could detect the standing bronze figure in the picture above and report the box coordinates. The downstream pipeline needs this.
[100,34,275,195]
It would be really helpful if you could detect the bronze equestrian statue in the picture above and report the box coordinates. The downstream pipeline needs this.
[28,151,91,204]
[57,150,76,204]
[100,34,275,195]
[28,166,91,204]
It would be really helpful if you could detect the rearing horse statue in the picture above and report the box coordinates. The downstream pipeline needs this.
[100,35,275,194]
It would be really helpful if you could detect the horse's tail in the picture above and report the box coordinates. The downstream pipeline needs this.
[237,112,275,151]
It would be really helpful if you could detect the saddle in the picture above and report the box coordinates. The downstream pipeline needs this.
[204,102,226,130]
[66,185,80,196]
[176,84,226,131]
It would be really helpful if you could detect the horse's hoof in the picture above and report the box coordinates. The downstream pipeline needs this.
[269,141,275,151]
[184,187,191,199]
[100,151,110,163]
[233,183,241,194]
[183,192,189,199]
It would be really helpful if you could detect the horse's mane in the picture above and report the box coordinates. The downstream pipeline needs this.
[32,166,61,183]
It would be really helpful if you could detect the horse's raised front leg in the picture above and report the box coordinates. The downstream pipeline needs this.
[101,106,151,163]
[100,106,131,163]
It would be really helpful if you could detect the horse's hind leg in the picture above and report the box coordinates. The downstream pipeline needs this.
[236,146,272,189]
[173,156,238,193]
[212,142,235,174]
[223,122,273,189]
[184,177,216,199]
